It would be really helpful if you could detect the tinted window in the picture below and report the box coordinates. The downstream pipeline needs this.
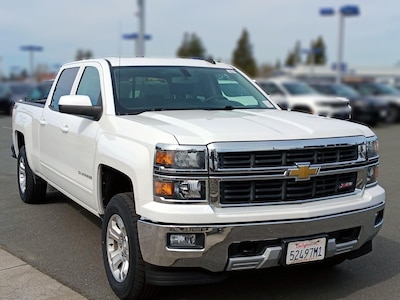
[26,81,53,103]
[9,82,34,95]
[50,67,79,110]
[282,82,318,95]
[76,67,102,105]
[259,83,284,95]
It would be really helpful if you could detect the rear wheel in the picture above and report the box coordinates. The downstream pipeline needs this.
[17,146,47,204]
[102,193,158,300]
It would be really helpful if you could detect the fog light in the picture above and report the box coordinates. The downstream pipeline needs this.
[374,209,384,227]
[168,233,205,249]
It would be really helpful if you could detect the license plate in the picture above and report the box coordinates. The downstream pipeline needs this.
[286,237,326,265]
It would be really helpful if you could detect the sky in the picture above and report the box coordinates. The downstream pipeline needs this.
[1,0,400,77]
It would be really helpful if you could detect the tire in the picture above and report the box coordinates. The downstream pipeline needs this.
[17,146,47,204]
[102,193,158,300]
[385,105,399,123]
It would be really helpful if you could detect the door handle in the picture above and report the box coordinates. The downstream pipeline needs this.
[61,125,69,133]
[39,117,47,126]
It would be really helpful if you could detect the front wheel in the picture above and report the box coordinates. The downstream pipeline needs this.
[17,146,47,204]
[385,104,399,123]
[102,193,157,299]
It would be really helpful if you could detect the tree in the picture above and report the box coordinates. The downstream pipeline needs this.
[176,33,206,58]
[258,63,275,77]
[75,49,93,61]
[274,59,281,70]
[306,36,327,65]
[284,41,302,67]
[285,51,296,67]
[232,29,257,77]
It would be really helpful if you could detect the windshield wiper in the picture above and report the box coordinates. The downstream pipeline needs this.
[205,105,235,110]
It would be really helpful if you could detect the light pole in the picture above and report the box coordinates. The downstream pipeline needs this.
[0,57,3,81]
[320,5,360,84]
[20,45,43,81]
[122,0,151,57]
[137,0,145,57]
[122,33,151,56]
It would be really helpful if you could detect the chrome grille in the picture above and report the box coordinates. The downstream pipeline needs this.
[218,145,358,169]
[220,172,357,205]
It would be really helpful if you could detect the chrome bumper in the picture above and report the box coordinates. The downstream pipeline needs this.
[137,201,384,272]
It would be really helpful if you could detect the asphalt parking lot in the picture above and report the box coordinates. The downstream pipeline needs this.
[1,114,400,300]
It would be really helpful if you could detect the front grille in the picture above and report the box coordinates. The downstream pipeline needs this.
[326,101,349,108]
[220,172,357,205]
[218,145,358,169]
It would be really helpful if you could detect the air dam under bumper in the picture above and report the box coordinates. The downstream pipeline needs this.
[138,201,384,273]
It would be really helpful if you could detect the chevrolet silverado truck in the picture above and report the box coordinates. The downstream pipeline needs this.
[11,57,385,300]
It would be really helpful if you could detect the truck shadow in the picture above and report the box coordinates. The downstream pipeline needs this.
[45,188,103,229]
[150,235,399,300]
[48,187,397,300]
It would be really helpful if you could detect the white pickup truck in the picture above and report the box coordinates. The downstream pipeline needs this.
[11,57,385,300]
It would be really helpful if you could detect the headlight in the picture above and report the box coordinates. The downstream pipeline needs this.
[154,144,208,203]
[367,165,379,186]
[366,138,379,159]
[155,144,207,171]
[359,137,379,160]
[154,179,206,202]
[365,136,379,186]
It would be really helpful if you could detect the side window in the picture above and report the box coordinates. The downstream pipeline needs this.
[76,66,102,105]
[50,67,79,111]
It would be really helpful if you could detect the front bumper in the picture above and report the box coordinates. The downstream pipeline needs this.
[138,198,384,272]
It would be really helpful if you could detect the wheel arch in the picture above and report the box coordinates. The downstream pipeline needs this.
[14,130,25,155]
[99,164,134,214]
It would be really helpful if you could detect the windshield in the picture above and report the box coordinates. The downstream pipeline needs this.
[9,83,34,95]
[282,82,318,95]
[373,83,400,95]
[312,83,361,98]
[0,84,9,97]
[111,66,275,114]
[331,84,359,97]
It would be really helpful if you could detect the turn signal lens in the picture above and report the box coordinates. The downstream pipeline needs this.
[154,181,174,196]
[155,150,174,167]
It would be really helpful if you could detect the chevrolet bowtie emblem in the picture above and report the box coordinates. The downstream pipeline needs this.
[287,164,320,181]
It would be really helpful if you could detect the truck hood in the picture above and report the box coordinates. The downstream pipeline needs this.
[122,109,374,145]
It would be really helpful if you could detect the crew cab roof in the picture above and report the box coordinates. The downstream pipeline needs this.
[63,57,233,69]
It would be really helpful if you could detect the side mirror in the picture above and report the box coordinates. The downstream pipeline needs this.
[59,95,102,121]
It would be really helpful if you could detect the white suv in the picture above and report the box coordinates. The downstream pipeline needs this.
[256,77,351,120]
